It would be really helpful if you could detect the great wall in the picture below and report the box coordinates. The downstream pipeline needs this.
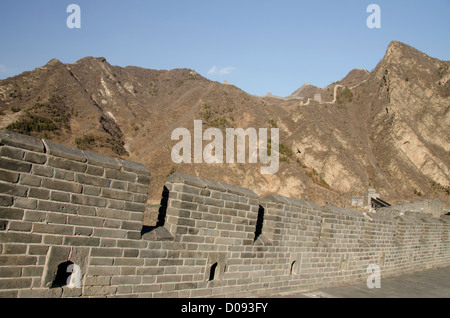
[0,130,449,297]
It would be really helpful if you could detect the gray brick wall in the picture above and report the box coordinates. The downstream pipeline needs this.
[1,130,449,298]
[388,200,445,218]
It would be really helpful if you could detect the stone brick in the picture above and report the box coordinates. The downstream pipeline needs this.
[0,220,7,231]
[2,244,27,255]
[111,275,142,285]
[82,185,101,196]
[63,236,100,247]
[76,173,110,187]
[90,247,123,257]
[0,146,24,160]
[204,197,225,207]
[234,202,251,211]
[177,193,199,203]
[173,184,201,195]
[101,188,133,201]
[37,200,78,214]
[106,199,125,210]
[19,174,42,187]
[23,210,46,223]
[0,254,37,266]
[54,169,75,181]
[23,151,46,164]
[67,215,104,227]
[127,182,149,194]
[0,169,19,183]
[42,178,82,194]
[82,285,118,297]
[117,239,147,249]
[32,223,73,235]
[123,248,139,258]
[121,221,142,231]
[0,195,13,207]
[170,200,198,211]
[47,156,86,173]
[74,227,93,237]
[50,191,71,203]
[97,208,129,220]
[0,278,33,290]
[86,165,104,176]
[94,228,127,239]
[111,180,127,190]
[129,211,144,222]
[78,205,96,216]
[126,231,141,240]
[0,158,31,173]
[28,188,50,200]
[0,267,22,277]
[31,165,54,178]
[42,235,62,245]
[0,232,41,243]
[28,245,49,256]
[71,194,106,207]
[0,207,24,220]
[136,174,151,185]
[113,257,144,266]
[0,183,28,197]
[124,201,146,212]
[0,290,18,297]
[104,218,121,229]
[105,169,137,182]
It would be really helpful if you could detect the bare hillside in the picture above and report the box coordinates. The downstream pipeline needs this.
[1,41,448,215]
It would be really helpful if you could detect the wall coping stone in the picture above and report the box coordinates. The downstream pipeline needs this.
[43,139,87,162]
[0,130,44,153]
[323,205,362,217]
[366,212,395,222]
[0,130,149,176]
[260,194,290,205]
[166,172,207,188]
[82,149,122,170]
[118,158,150,175]
[260,194,320,210]
[395,215,419,223]
[420,217,443,224]
[166,172,257,198]
[404,211,433,219]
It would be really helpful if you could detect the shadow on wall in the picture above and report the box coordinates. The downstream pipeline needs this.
[254,205,265,242]
[141,186,169,235]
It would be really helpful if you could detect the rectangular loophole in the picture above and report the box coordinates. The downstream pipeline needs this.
[208,262,218,281]
[254,205,264,242]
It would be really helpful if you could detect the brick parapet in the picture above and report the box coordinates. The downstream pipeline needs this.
[0,130,449,298]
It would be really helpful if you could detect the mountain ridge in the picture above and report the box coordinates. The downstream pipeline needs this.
[1,40,449,216]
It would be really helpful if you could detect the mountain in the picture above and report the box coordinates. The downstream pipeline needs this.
[1,41,449,221]
[289,83,323,100]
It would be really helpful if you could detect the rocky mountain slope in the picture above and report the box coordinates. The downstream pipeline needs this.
[1,41,449,216]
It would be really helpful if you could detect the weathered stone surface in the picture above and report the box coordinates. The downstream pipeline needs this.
[43,139,87,162]
[118,158,150,175]
[83,150,121,170]
[0,130,44,153]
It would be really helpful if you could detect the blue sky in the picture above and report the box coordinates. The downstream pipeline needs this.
[0,0,449,97]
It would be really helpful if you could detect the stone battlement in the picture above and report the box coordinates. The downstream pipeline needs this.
[0,130,449,297]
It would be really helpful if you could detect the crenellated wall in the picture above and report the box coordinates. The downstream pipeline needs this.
[0,130,449,298]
